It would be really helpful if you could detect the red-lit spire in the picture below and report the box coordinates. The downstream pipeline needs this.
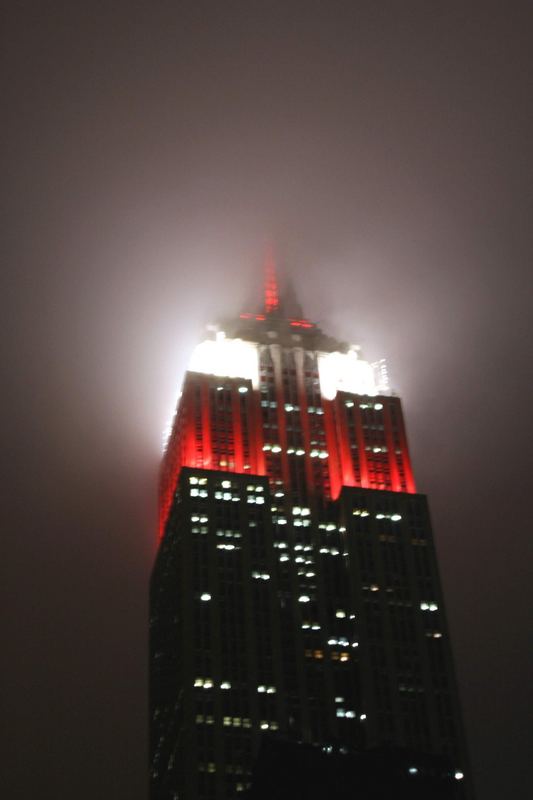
[264,249,279,314]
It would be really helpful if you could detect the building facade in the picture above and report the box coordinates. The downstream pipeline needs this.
[150,263,471,799]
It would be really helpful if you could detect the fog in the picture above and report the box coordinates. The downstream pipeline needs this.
[3,3,532,798]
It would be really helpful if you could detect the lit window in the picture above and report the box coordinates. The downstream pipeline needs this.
[220,682,231,690]
[336,610,346,618]
[200,593,211,602]
[298,595,311,603]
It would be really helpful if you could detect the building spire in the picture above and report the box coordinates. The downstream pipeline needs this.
[264,247,279,314]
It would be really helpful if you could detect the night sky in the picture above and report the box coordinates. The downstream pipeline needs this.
[3,2,532,798]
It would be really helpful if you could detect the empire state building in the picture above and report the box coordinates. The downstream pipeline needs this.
[150,256,471,799]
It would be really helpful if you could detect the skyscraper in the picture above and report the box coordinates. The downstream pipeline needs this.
[150,259,471,799]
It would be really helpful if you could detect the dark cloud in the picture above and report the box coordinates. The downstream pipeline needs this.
[3,2,532,798]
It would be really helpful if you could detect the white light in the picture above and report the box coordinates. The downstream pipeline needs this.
[200,593,211,601]
[374,403,383,410]
[318,349,388,400]
[298,595,311,603]
[359,713,366,720]
[220,682,231,690]
[238,386,248,393]
[454,772,464,781]
[271,445,282,454]
[189,335,259,387]
[391,514,402,522]
[408,767,418,775]
[336,610,346,618]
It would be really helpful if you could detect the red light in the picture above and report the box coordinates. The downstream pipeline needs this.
[290,319,314,328]
[264,249,279,313]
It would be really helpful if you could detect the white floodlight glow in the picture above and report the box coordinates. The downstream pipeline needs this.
[188,333,259,387]
[318,349,389,400]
